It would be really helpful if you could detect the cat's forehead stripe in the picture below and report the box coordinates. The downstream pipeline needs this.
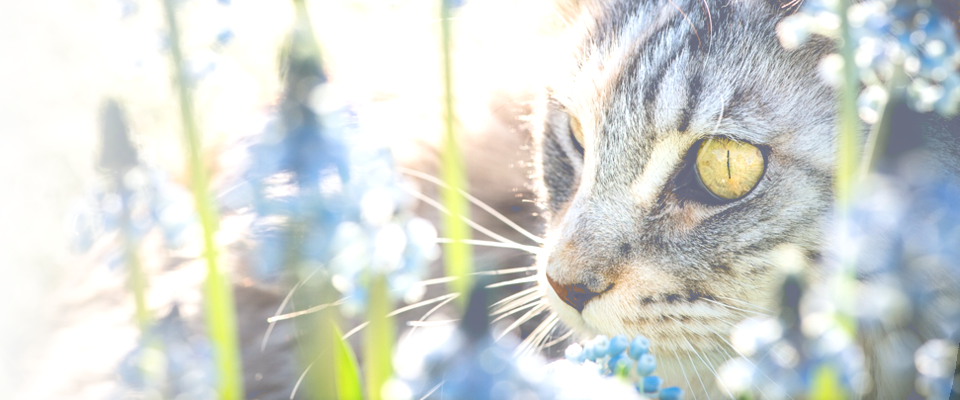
[628,134,692,208]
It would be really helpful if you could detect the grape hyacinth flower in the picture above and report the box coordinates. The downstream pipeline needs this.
[70,101,196,256]
[777,0,960,117]
[392,286,645,400]
[562,334,684,399]
[717,168,960,399]
[115,305,217,400]
[218,26,438,314]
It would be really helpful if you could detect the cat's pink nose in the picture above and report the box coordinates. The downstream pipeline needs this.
[546,273,613,313]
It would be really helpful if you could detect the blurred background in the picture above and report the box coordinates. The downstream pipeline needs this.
[0,0,553,398]
[2,0,959,399]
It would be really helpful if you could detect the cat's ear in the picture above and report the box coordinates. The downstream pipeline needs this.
[542,0,599,33]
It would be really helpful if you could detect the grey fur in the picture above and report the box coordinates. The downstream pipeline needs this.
[530,0,960,397]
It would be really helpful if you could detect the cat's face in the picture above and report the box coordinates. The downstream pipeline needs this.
[534,0,837,353]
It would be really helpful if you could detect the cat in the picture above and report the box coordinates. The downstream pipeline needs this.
[527,0,960,397]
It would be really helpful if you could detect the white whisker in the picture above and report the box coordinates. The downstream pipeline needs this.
[679,334,735,399]
[399,167,544,244]
[419,381,444,400]
[485,275,538,289]
[703,324,791,400]
[404,293,461,340]
[475,266,538,276]
[490,292,540,316]
[713,96,725,133]
[266,296,351,323]
[290,355,321,400]
[496,302,548,341]
[401,185,524,247]
[492,300,540,323]
[417,276,458,286]
[343,322,369,340]
[436,237,541,254]
[715,295,775,314]
[262,264,325,351]
[517,314,558,358]
[541,328,573,349]
[669,346,701,400]
[390,293,460,317]
[415,266,537,289]
[490,286,539,309]
[340,293,461,341]
[666,317,709,400]
[407,319,459,327]
[701,297,772,317]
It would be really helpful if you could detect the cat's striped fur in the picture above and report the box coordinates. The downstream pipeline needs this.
[530,0,960,397]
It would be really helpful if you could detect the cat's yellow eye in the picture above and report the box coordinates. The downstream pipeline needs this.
[695,138,764,200]
[570,115,585,148]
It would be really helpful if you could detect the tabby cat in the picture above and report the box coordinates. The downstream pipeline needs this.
[528,0,960,397]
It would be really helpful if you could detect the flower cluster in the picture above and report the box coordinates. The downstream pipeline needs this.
[391,289,647,400]
[563,335,685,399]
[718,302,868,398]
[112,0,236,85]
[115,305,217,400]
[717,170,960,399]
[218,31,437,315]
[70,101,196,260]
[778,0,960,117]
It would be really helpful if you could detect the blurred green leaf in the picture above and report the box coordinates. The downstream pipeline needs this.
[365,274,395,400]
[810,365,848,400]
[125,249,149,331]
[333,324,364,400]
[439,0,474,305]
[159,1,244,398]
[834,0,860,339]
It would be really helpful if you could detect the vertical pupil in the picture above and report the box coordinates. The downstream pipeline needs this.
[726,150,731,179]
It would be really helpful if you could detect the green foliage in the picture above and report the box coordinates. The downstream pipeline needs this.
[123,214,149,331]
[365,274,395,400]
[439,0,474,303]
[810,365,848,400]
[159,0,244,398]
[334,324,364,400]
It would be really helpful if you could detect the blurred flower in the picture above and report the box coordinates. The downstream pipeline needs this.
[391,287,647,400]
[561,334,685,399]
[719,170,960,399]
[778,0,960,116]
[115,305,217,400]
[69,100,196,255]
[218,29,437,314]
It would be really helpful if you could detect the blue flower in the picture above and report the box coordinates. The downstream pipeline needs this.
[218,33,437,313]
[70,101,197,255]
[563,334,681,397]
[117,305,217,399]
[778,0,960,117]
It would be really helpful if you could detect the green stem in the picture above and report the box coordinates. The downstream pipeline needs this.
[125,227,150,331]
[836,0,860,209]
[364,274,395,400]
[834,0,860,340]
[159,2,244,399]
[439,0,474,305]
[283,2,341,398]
